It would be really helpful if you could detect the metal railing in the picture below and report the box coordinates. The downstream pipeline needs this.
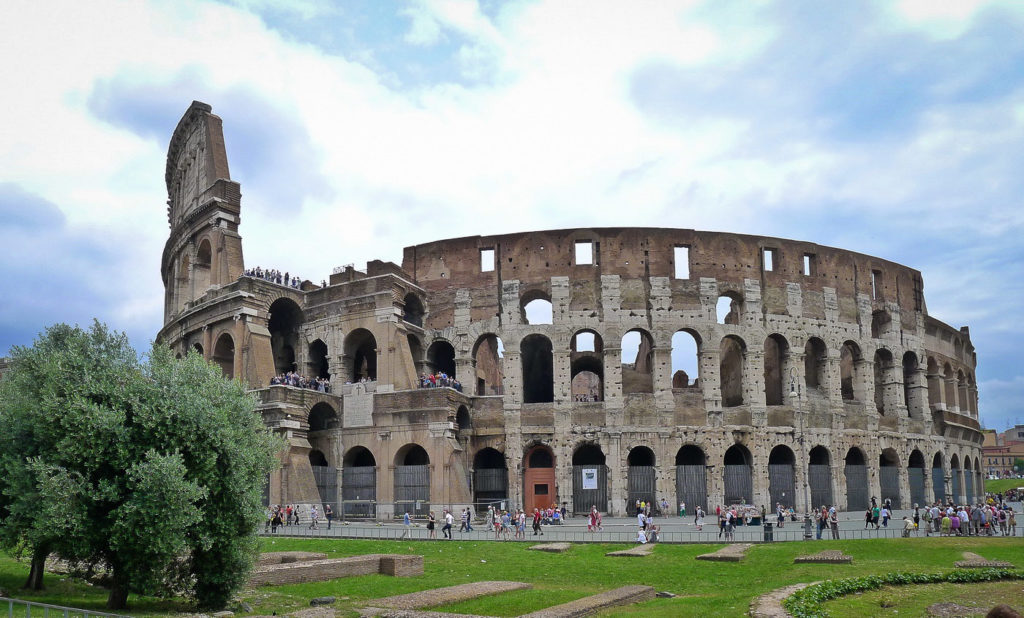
[1,597,128,618]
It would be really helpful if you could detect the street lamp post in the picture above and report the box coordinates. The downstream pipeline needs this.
[790,368,813,541]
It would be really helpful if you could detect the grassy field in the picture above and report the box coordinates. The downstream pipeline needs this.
[985,478,1023,494]
[823,580,1024,616]
[1,536,1022,616]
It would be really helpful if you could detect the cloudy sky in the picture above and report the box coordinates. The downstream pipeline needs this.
[1,0,1022,429]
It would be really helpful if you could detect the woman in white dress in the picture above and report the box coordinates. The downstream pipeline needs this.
[695,506,705,531]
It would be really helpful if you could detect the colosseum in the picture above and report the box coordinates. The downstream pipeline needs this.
[158,101,984,519]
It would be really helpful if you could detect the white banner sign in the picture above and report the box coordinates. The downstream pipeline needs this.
[582,467,598,490]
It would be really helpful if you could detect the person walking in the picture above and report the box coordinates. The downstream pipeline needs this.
[695,506,705,531]
[829,506,840,540]
[442,509,454,539]
[309,504,319,530]
[532,508,543,535]
[427,511,436,539]
[401,511,412,539]
[324,503,333,530]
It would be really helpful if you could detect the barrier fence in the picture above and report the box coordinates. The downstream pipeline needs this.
[1,597,128,618]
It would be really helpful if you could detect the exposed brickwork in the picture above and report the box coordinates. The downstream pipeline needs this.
[249,554,423,587]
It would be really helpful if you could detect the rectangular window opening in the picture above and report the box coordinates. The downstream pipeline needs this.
[803,254,815,276]
[763,248,776,272]
[871,269,882,300]
[674,246,690,279]
[480,248,495,272]
[575,241,593,265]
[534,484,549,495]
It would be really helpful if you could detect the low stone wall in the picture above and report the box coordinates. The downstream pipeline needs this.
[257,551,328,566]
[250,554,424,587]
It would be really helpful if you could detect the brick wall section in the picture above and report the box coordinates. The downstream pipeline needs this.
[248,554,424,587]
[257,551,327,566]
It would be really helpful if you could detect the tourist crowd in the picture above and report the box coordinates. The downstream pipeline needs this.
[270,371,331,393]
[418,372,463,391]
[264,503,334,533]
[244,266,303,288]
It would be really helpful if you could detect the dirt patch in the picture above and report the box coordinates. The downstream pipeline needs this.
[749,581,819,618]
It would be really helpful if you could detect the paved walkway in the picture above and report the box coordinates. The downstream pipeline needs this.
[264,505,1022,544]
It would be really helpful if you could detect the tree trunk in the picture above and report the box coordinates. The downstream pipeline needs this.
[23,545,48,590]
[106,578,129,611]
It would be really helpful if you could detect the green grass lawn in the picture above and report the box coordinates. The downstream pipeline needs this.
[823,580,1024,616]
[2,536,1022,616]
[985,478,1023,494]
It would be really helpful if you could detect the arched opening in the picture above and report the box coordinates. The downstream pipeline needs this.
[879,448,901,509]
[903,352,922,418]
[723,444,752,505]
[720,336,746,407]
[309,449,336,510]
[716,293,742,325]
[764,334,789,406]
[212,333,235,379]
[473,448,507,507]
[473,334,504,396]
[671,329,700,388]
[840,341,862,402]
[675,445,707,512]
[524,444,555,513]
[944,363,957,411]
[871,310,891,339]
[926,357,942,410]
[571,330,603,401]
[973,458,982,504]
[932,453,945,503]
[626,446,656,514]
[768,445,796,510]
[268,298,304,376]
[308,339,329,380]
[455,405,471,431]
[957,370,969,416]
[908,450,926,507]
[963,455,974,504]
[194,238,212,295]
[874,348,896,416]
[967,373,978,416]
[522,294,553,325]
[808,446,833,508]
[950,454,962,504]
[426,340,456,378]
[804,337,827,391]
[844,447,869,511]
[394,444,430,516]
[191,342,204,357]
[308,402,338,432]
[344,328,377,382]
[402,293,424,327]
[342,446,376,517]
[621,329,654,394]
[521,334,554,403]
[572,444,608,514]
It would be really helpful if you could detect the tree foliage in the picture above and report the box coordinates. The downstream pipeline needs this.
[0,322,279,610]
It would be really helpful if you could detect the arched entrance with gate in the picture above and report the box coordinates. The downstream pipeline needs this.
[768,445,796,510]
[572,444,608,513]
[908,450,926,507]
[723,444,753,505]
[394,444,430,516]
[309,449,336,511]
[844,448,869,511]
[932,453,945,503]
[675,445,707,514]
[626,446,656,514]
[473,448,507,508]
[879,448,902,508]
[342,446,376,517]
[808,446,833,508]
[524,444,555,513]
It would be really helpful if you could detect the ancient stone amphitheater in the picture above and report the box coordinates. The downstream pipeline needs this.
[158,102,983,519]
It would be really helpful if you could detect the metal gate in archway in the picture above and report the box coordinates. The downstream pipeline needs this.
[844,464,869,511]
[964,472,974,505]
[932,467,945,503]
[769,464,795,510]
[951,470,962,504]
[473,468,508,505]
[312,465,338,509]
[909,467,926,507]
[394,464,430,516]
[676,465,707,513]
[880,466,901,509]
[808,464,833,508]
[342,465,375,516]
[724,465,752,505]
[572,465,608,513]
[627,466,656,513]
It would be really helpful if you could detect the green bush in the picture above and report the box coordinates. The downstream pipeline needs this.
[784,568,1024,617]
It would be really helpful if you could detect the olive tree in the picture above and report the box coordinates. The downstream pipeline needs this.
[0,322,279,610]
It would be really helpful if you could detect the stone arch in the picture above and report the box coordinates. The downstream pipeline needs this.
[426,339,457,378]
[572,443,608,513]
[716,292,743,325]
[521,334,554,403]
[908,449,926,507]
[671,329,701,388]
[194,237,212,294]
[344,328,377,382]
[307,338,329,380]
[455,405,471,431]
[626,446,656,513]
[192,341,204,356]
[675,444,707,512]
[268,297,304,375]
[524,443,555,512]
[873,348,897,416]
[212,332,234,379]
[394,443,430,516]
[808,446,833,508]
[308,402,338,432]
[844,447,869,511]
[473,447,507,506]
[309,449,329,467]
[723,444,753,505]
[764,334,789,406]
[804,337,828,391]
[342,446,376,517]
[768,445,796,509]
[932,452,945,503]
[840,341,863,402]
[472,333,504,396]
[621,328,654,394]
[402,292,425,327]
[521,290,553,325]
[720,335,746,407]
[879,448,901,508]
[571,329,603,401]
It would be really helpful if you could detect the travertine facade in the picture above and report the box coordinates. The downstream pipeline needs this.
[158,102,984,518]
